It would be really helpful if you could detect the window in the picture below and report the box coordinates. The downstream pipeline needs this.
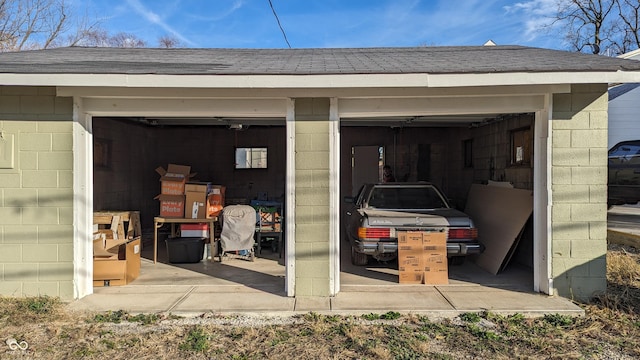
[463,139,473,168]
[510,127,532,166]
[235,147,267,169]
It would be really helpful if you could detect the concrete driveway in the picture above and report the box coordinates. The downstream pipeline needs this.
[68,233,584,317]
[608,204,640,247]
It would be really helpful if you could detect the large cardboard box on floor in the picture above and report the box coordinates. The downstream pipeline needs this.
[397,231,449,285]
[93,237,141,287]
[398,231,425,284]
[422,232,449,285]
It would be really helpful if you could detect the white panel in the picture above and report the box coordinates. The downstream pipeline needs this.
[0,132,15,169]
[339,95,545,118]
[352,146,380,195]
[82,98,288,117]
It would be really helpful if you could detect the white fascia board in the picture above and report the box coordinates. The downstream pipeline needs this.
[427,71,640,87]
[57,84,571,98]
[4,71,640,89]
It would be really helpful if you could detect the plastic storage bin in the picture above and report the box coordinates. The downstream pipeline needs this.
[165,237,205,263]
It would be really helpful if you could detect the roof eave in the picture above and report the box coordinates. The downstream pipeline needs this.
[1,71,640,89]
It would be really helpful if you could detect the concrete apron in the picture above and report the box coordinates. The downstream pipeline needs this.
[68,205,640,317]
[67,253,584,318]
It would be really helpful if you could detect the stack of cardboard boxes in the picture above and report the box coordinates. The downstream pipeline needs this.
[398,231,448,285]
[154,163,225,219]
[154,164,194,218]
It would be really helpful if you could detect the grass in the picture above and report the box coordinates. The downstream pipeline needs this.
[0,244,638,359]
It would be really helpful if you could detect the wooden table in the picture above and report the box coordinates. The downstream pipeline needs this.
[153,217,217,264]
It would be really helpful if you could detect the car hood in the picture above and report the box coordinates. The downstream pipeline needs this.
[361,208,472,227]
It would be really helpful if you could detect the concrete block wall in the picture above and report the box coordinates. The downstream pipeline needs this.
[0,86,74,299]
[294,98,331,296]
[551,84,608,300]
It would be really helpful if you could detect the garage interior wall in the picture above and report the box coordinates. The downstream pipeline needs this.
[340,113,534,210]
[0,86,75,299]
[551,84,609,300]
[92,118,286,229]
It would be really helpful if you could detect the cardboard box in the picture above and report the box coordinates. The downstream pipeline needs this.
[154,194,185,218]
[423,267,449,285]
[398,231,424,248]
[206,186,225,217]
[422,232,448,285]
[93,237,141,287]
[185,191,207,219]
[398,231,426,284]
[156,164,194,195]
[398,252,424,284]
[397,231,449,285]
[184,183,224,219]
[185,182,212,194]
[180,223,209,238]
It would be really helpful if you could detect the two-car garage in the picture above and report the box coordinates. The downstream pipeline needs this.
[1,46,638,302]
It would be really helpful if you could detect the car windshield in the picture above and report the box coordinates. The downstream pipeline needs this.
[609,142,640,158]
[366,185,448,210]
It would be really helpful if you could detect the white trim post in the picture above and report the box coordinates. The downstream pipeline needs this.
[72,97,93,299]
[285,98,296,297]
[329,98,340,296]
[533,94,553,295]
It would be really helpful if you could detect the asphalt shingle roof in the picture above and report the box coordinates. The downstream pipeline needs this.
[2,46,640,75]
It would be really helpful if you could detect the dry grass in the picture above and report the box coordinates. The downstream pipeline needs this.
[1,245,639,359]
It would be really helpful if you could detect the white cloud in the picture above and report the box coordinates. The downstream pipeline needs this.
[503,0,560,41]
[125,0,195,45]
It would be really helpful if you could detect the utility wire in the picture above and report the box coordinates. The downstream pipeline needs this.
[268,0,291,48]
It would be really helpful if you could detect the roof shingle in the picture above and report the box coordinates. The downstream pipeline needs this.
[2,46,640,75]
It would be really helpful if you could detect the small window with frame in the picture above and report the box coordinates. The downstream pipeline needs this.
[463,139,473,168]
[510,127,532,166]
[235,147,267,169]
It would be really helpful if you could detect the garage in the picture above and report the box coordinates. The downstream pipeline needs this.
[90,113,290,292]
[2,46,639,302]
[90,111,537,295]
[339,114,538,291]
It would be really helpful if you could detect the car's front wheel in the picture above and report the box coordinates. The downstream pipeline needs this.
[351,246,369,266]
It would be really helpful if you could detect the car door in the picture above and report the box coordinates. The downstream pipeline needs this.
[609,141,640,202]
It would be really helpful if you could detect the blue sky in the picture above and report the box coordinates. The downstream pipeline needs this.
[83,0,562,49]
